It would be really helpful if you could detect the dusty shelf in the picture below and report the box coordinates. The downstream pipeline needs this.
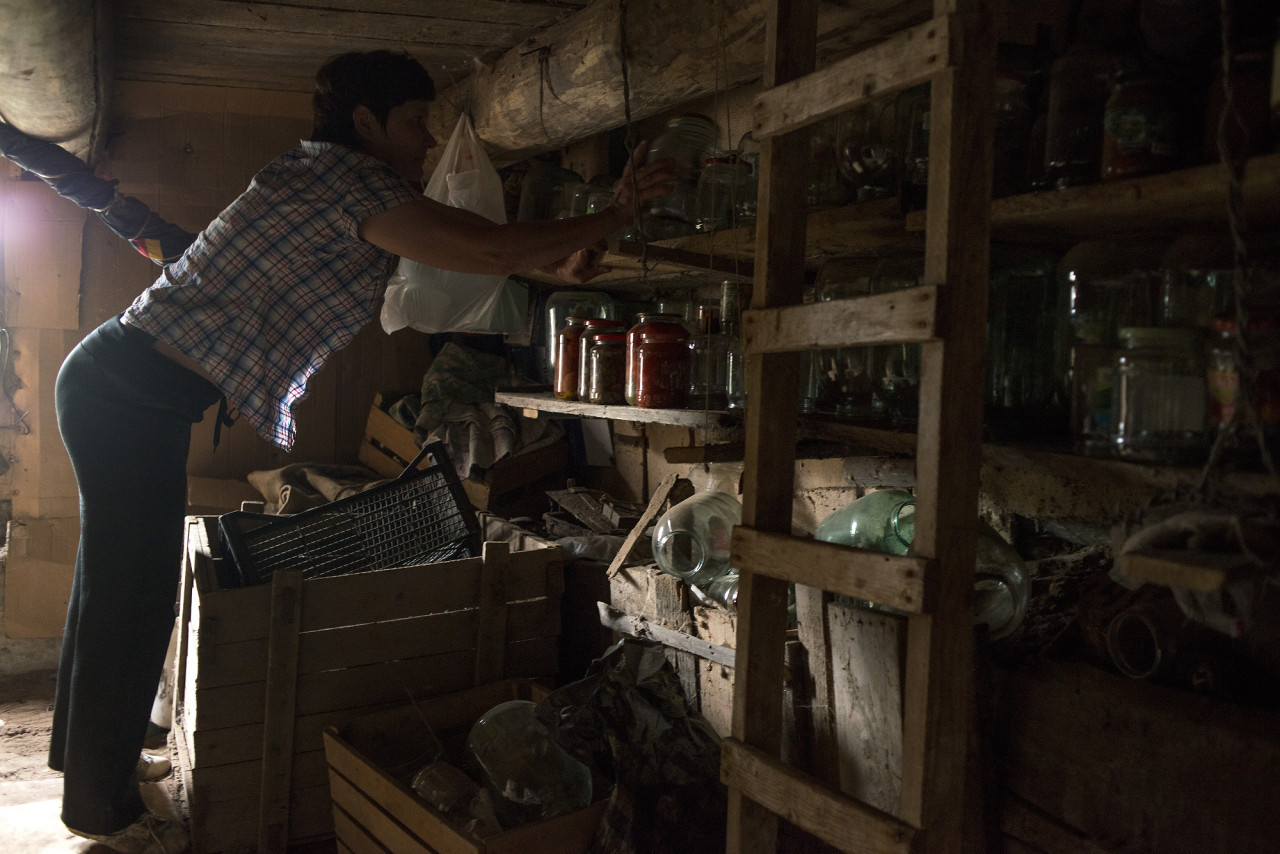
[496,390,738,428]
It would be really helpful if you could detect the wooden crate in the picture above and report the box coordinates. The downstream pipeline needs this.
[359,392,568,517]
[173,515,564,854]
[323,678,607,854]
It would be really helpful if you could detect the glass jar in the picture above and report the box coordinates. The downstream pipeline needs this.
[836,96,897,202]
[894,84,931,211]
[652,482,742,589]
[545,291,616,382]
[1159,233,1234,328]
[985,246,1067,429]
[1111,326,1208,463]
[646,115,717,232]
[1102,70,1182,181]
[867,248,926,424]
[1044,41,1138,187]
[554,317,589,400]
[704,569,740,613]
[814,254,878,417]
[992,72,1033,198]
[586,333,627,405]
[1061,240,1165,455]
[577,318,627,400]
[569,176,616,217]
[690,301,729,409]
[814,488,916,555]
[805,116,846,209]
[626,313,691,408]
[517,162,584,222]
[721,279,748,411]
[732,131,761,227]
[465,700,593,829]
[694,156,752,232]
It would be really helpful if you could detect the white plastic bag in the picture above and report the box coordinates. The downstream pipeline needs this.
[381,114,527,336]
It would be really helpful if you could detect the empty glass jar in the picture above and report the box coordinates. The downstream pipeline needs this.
[1111,326,1208,463]
[652,479,742,590]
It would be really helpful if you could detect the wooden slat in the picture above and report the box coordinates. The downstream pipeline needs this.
[1118,548,1265,593]
[332,804,399,854]
[597,602,738,668]
[728,0,818,850]
[721,738,918,852]
[259,569,304,854]
[328,772,444,854]
[732,527,933,614]
[753,15,951,140]
[742,285,938,354]
[607,472,679,578]
[473,542,510,685]
[898,0,996,841]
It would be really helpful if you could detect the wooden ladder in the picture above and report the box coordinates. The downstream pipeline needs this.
[723,0,995,852]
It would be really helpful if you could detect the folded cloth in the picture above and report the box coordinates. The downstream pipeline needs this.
[247,463,385,515]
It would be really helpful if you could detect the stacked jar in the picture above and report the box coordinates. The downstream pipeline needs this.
[576,318,628,401]
[689,301,729,410]
[554,317,589,400]
[645,115,717,239]
[585,333,628,405]
[626,313,692,409]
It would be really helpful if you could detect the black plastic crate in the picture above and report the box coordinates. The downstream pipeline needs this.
[217,442,480,588]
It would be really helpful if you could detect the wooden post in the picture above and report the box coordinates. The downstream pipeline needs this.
[257,568,303,854]
[474,541,511,686]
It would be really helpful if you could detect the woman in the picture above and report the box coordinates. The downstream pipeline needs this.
[50,49,672,854]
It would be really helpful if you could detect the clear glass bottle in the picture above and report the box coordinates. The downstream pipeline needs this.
[586,333,627,405]
[813,488,916,554]
[704,569,740,613]
[554,317,588,401]
[465,700,592,829]
[1111,326,1209,463]
[721,279,747,411]
[652,467,742,589]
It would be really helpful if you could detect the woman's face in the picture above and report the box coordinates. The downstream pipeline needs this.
[357,99,437,183]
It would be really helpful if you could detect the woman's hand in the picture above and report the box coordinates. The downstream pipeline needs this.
[605,141,675,224]
[543,243,612,284]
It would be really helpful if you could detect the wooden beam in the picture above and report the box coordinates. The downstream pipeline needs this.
[721,738,918,852]
[743,285,938,354]
[752,15,950,140]
[597,602,737,667]
[732,527,933,614]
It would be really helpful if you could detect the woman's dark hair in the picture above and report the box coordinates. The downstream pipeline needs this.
[310,50,436,149]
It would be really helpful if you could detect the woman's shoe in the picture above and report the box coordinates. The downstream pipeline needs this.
[68,811,190,854]
[136,752,173,782]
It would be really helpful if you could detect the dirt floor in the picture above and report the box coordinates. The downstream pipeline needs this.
[0,669,185,854]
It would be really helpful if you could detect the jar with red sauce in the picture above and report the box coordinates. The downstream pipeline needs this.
[626,313,691,409]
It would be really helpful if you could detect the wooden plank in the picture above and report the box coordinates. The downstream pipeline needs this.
[259,569,304,854]
[793,584,840,786]
[606,472,679,578]
[194,781,335,854]
[609,239,757,279]
[728,0,817,850]
[188,639,559,732]
[721,738,917,852]
[1118,548,1265,593]
[185,749,330,806]
[325,734,478,854]
[732,527,933,614]
[742,285,938,354]
[333,804,403,854]
[192,599,560,689]
[753,15,951,140]
[473,542,510,686]
[328,773,442,854]
[597,602,737,668]
[897,0,996,843]
[494,391,732,427]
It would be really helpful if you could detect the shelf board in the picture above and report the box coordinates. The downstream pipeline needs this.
[908,152,1280,242]
[1119,548,1267,593]
[495,390,737,428]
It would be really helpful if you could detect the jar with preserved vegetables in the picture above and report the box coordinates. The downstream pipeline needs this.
[1044,41,1137,187]
[1111,326,1208,463]
[626,313,692,409]
[586,333,627,405]
[554,317,588,400]
[577,318,627,400]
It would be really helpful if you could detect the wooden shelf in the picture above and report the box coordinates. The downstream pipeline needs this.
[523,154,1280,289]
[495,390,738,428]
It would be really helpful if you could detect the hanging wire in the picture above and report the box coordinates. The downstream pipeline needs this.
[618,0,654,283]
[1194,0,1280,497]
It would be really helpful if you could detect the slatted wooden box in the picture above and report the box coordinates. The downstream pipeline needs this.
[173,514,564,854]
[323,678,607,854]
